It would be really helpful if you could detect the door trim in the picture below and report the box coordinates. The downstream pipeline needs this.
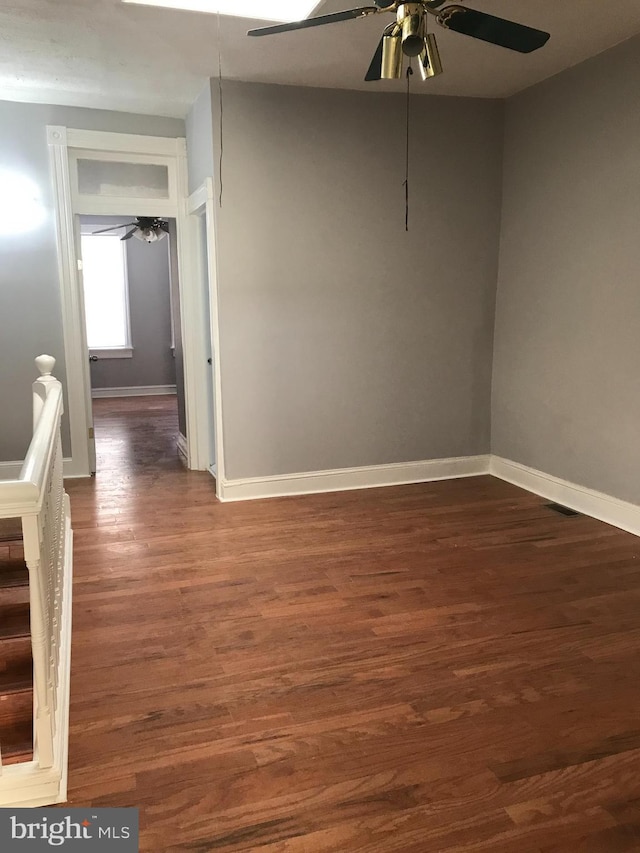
[48,127,92,478]
[187,178,225,488]
[47,126,212,475]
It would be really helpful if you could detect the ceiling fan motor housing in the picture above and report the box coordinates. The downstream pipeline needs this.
[398,3,426,56]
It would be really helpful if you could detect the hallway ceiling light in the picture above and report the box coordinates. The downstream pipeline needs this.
[92,217,169,243]
[121,0,319,22]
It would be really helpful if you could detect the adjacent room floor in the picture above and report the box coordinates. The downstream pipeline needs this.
[91,395,181,475]
[64,399,640,851]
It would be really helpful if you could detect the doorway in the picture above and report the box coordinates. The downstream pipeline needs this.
[47,127,222,492]
[196,213,216,476]
[77,214,182,474]
[187,177,225,484]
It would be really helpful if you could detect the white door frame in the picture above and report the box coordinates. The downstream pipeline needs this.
[47,126,212,476]
[187,178,225,487]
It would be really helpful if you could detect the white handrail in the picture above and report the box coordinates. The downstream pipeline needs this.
[19,388,63,499]
[0,382,62,519]
[0,480,40,519]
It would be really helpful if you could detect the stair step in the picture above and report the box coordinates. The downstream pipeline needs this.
[0,689,33,765]
[0,636,32,694]
[0,518,23,543]
[0,590,29,618]
[0,602,30,640]
[0,526,34,766]
[0,558,28,589]
[0,539,26,573]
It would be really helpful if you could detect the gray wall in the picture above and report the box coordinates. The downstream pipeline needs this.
[492,34,640,505]
[80,216,176,390]
[212,82,504,480]
[184,80,217,442]
[185,81,215,195]
[0,99,183,462]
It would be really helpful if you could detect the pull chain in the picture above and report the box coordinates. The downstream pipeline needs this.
[403,65,413,232]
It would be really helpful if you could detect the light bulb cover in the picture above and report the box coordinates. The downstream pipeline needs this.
[381,30,403,79]
[133,227,167,243]
[419,32,443,79]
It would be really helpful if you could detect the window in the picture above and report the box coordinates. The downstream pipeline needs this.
[80,234,132,357]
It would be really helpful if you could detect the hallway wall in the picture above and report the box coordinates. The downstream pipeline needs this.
[188,81,504,480]
[0,99,183,463]
[492,34,640,505]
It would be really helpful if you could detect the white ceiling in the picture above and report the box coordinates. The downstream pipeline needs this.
[1,0,640,118]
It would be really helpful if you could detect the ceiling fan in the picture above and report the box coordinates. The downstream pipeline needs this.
[92,217,169,243]
[248,1,550,82]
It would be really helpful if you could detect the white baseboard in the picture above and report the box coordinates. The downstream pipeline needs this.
[490,455,640,537]
[91,385,177,398]
[218,455,491,502]
[218,453,640,538]
[177,432,188,465]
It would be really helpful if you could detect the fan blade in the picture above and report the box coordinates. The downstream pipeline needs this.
[121,227,138,241]
[437,7,550,53]
[248,6,381,37]
[365,36,384,81]
[92,222,137,235]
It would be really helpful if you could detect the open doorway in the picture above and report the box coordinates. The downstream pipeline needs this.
[78,214,185,474]
[196,212,216,477]
[187,177,224,485]
[48,127,222,490]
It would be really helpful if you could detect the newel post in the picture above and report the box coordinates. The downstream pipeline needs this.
[23,355,61,769]
[33,355,61,430]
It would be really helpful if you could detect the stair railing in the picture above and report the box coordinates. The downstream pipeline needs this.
[0,355,72,804]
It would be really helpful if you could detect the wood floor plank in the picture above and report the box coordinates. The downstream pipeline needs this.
[60,396,640,851]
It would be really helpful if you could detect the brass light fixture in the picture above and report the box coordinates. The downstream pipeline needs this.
[419,32,443,79]
[380,6,443,81]
[381,25,403,79]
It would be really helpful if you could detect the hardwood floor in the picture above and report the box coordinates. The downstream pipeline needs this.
[62,397,640,851]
